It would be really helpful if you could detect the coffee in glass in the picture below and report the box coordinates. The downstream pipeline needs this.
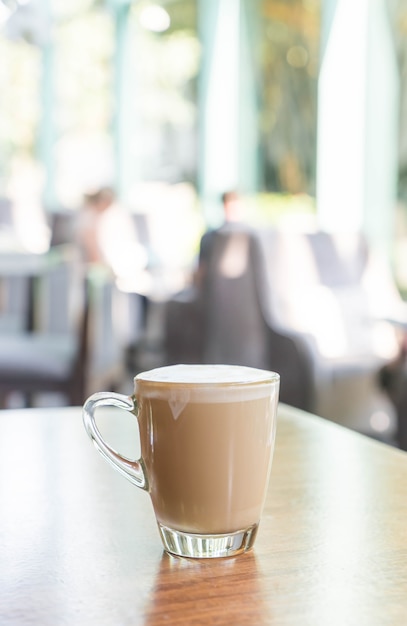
[83,364,280,558]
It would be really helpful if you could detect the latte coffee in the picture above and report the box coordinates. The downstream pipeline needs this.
[135,365,278,535]
[83,364,280,558]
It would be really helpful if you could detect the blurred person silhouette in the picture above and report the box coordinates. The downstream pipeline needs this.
[77,187,147,277]
[195,190,247,288]
[164,190,250,365]
[77,187,113,265]
[77,186,151,323]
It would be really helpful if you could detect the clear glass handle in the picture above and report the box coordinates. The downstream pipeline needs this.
[82,391,148,490]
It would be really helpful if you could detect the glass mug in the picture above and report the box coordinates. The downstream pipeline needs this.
[83,364,280,559]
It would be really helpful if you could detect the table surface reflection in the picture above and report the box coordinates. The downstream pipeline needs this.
[0,404,406,626]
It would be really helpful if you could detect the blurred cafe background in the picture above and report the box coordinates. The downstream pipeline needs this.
[1,0,407,448]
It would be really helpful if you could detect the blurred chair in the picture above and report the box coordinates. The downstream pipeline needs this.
[48,210,78,247]
[0,246,129,407]
[85,267,132,395]
[132,213,151,252]
[0,197,13,229]
[0,274,30,333]
[164,227,402,436]
[0,246,89,406]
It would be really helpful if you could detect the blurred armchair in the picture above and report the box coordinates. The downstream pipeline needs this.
[164,226,402,436]
[0,245,89,406]
[0,245,131,407]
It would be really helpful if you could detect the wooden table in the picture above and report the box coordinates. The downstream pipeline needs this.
[1,404,406,625]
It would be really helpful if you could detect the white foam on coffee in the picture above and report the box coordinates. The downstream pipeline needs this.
[135,364,279,410]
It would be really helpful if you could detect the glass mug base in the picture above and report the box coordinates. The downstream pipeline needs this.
[157,522,259,559]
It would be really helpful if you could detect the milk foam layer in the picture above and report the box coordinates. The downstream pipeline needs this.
[135,364,279,403]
